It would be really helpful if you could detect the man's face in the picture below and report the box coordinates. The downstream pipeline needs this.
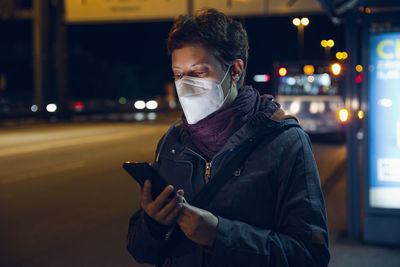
[171,44,231,97]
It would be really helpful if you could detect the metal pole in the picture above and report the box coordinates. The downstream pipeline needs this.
[298,25,304,61]
[345,15,360,239]
[188,0,194,15]
[54,0,69,118]
[33,0,49,113]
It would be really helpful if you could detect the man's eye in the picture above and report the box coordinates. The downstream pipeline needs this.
[196,71,205,76]
[174,73,183,79]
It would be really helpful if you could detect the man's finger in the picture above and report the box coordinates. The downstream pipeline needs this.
[176,203,190,224]
[151,185,175,211]
[136,183,142,194]
[158,194,183,220]
[164,204,183,224]
[141,179,152,205]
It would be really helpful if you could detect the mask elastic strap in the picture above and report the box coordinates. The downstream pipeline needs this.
[218,64,232,86]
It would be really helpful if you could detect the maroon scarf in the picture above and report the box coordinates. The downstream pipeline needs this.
[182,86,280,159]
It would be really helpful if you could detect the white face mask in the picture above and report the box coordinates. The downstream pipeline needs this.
[175,66,232,124]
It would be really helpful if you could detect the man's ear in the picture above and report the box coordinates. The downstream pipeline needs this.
[231,59,244,83]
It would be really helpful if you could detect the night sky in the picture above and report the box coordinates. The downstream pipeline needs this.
[0,13,344,103]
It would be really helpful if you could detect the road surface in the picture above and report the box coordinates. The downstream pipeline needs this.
[0,120,346,266]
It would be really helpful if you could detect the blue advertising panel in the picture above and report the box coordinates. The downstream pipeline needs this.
[369,32,400,209]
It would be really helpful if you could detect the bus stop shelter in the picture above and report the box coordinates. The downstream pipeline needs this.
[319,0,400,244]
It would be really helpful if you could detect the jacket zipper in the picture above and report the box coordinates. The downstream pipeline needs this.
[185,147,220,184]
[204,162,212,183]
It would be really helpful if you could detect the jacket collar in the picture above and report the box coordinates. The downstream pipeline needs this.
[156,108,299,162]
[218,110,298,153]
[178,109,299,159]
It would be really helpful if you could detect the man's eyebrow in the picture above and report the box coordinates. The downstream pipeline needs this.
[172,63,209,70]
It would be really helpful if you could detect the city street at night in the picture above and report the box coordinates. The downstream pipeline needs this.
[2,0,400,266]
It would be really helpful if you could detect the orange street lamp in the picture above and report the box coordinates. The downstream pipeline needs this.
[321,39,335,59]
[292,17,309,60]
[331,63,342,76]
[336,51,348,60]
[292,18,301,26]
[301,17,309,26]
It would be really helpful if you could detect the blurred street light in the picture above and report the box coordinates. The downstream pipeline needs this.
[134,100,146,110]
[253,74,270,82]
[292,18,301,26]
[279,67,288,77]
[118,97,127,105]
[356,65,363,72]
[292,17,309,60]
[336,51,348,60]
[146,100,158,110]
[73,101,84,112]
[321,39,335,58]
[46,104,57,113]
[331,63,342,76]
[31,105,38,112]
[301,17,309,26]
[338,108,349,122]
[358,110,364,119]
[303,65,315,75]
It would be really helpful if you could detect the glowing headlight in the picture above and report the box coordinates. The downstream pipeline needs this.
[46,104,57,113]
[134,100,146,110]
[146,100,158,110]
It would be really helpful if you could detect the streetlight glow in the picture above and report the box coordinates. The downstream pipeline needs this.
[356,65,363,72]
[321,40,328,48]
[338,108,349,122]
[327,39,335,47]
[358,110,364,119]
[331,63,342,76]
[301,17,309,26]
[278,67,288,77]
[303,65,315,75]
[292,18,301,26]
[336,52,348,60]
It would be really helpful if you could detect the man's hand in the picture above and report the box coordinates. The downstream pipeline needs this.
[139,180,184,226]
[177,203,218,246]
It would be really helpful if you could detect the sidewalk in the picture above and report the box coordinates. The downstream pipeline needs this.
[329,231,400,267]
[324,160,400,267]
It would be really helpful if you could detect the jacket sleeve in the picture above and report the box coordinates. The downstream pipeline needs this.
[126,208,173,264]
[209,128,330,267]
[126,137,171,265]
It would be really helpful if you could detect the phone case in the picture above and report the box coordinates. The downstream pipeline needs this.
[123,162,175,199]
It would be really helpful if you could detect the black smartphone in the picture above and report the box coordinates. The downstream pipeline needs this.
[123,161,176,199]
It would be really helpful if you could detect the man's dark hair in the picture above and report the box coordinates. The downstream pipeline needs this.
[167,8,249,86]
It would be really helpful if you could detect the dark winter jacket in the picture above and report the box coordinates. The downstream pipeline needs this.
[127,109,330,267]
